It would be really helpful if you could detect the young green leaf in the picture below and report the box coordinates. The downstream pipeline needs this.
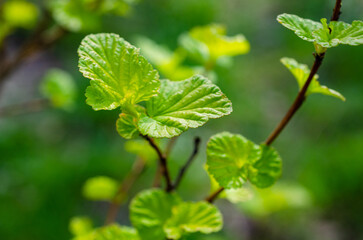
[281,57,345,101]
[277,14,321,42]
[181,24,249,63]
[130,189,181,240]
[138,75,232,138]
[69,216,93,237]
[206,132,261,189]
[164,202,223,239]
[82,176,118,201]
[40,69,77,110]
[248,145,282,188]
[74,224,139,240]
[78,33,160,111]
[116,113,140,139]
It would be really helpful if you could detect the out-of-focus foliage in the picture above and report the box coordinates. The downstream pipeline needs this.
[74,224,139,240]
[280,57,345,101]
[2,0,38,28]
[124,139,157,163]
[82,176,119,201]
[69,216,94,237]
[40,69,77,110]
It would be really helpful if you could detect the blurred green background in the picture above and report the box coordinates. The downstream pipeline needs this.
[0,0,362,239]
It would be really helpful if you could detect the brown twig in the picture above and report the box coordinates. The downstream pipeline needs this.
[105,157,146,225]
[172,137,201,190]
[0,98,49,118]
[142,135,173,192]
[205,0,344,203]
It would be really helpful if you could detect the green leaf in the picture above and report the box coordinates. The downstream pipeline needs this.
[130,189,181,240]
[164,202,223,239]
[277,13,321,42]
[3,0,39,29]
[75,224,139,240]
[138,75,232,138]
[82,176,118,201]
[281,57,345,101]
[78,33,160,110]
[248,145,282,188]
[116,113,140,139]
[124,139,157,163]
[206,132,261,189]
[69,216,93,237]
[313,19,363,47]
[40,69,77,110]
[184,24,250,62]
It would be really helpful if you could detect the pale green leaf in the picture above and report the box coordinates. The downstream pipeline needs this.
[248,145,282,188]
[78,33,160,110]
[138,75,232,138]
[75,224,139,240]
[164,202,223,239]
[116,113,139,139]
[206,132,261,189]
[130,189,181,240]
[277,13,321,42]
[187,24,250,61]
[69,216,93,237]
[40,69,77,110]
[3,0,39,29]
[281,57,345,101]
[82,176,118,201]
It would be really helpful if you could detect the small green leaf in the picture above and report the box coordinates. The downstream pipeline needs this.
[277,14,321,42]
[75,224,139,240]
[248,145,282,188]
[130,189,181,240]
[164,202,223,239]
[116,113,140,139]
[78,33,160,110]
[206,132,261,189]
[82,176,118,201]
[281,57,345,101]
[185,24,250,62]
[138,75,232,138]
[124,140,157,163]
[3,0,39,29]
[40,69,77,110]
[69,216,93,237]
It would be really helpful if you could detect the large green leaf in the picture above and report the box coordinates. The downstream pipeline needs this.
[138,75,232,138]
[164,202,223,239]
[40,69,77,110]
[277,14,321,42]
[82,176,118,201]
[130,189,181,240]
[248,145,282,188]
[78,33,160,110]
[74,224,139,240]
[281,57,345,101]
[206,132,261,189]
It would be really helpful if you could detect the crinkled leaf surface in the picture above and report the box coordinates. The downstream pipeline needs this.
[277,14,363,48]
[116,113,140,139]
[82,176,118,201]
[40,69,77,110]
[130,189,181,240]
[78,33,159,110]
[75,224,139,240]
[281,57,345,101]
[138,75,232,138]
[248,145,282,188]
[206,132,261,189]
[164,202,223,239]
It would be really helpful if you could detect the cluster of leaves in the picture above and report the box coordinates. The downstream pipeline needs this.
[136,24,250,81]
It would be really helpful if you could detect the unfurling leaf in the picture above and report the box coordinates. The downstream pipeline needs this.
[138,75,232,138]
[281,57,345,101]
[164,202,223,239]
[130,189,181,240]
[78,33,159,111]
[74,224,139,240]
[82,176,118,201]
[277,14,363,48]
[206,132,261,189]
[206,132,282,189]
[40,69,77,110]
